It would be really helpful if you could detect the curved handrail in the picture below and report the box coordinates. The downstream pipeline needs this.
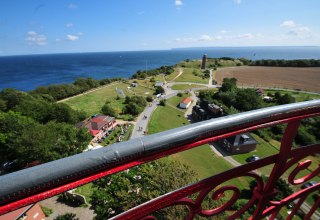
[0,100,320,216]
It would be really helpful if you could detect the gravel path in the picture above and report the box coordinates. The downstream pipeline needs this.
[39,196,95,220]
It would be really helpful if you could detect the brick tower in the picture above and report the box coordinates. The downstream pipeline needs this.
[201,54,207,69]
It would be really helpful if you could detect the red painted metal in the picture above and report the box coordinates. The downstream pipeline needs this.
[0,106,320,219]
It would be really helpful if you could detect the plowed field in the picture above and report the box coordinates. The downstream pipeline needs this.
[216,66,320,93]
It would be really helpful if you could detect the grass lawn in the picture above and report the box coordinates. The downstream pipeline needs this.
[63,82,153,118]
[171,83,206,90]
[148,105,249,189]
[166,93,191,112]
[264,89,320,102]
[173,68,208,84]
[165,68,181,82]
[177,60,201,69]
[74,183,94,203]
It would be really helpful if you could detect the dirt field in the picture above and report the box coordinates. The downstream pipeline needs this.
[216,66,320,93]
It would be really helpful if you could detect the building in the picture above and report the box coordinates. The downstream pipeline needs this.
[0,203,45,220]
[76,115,115,136]
[256,88,265,96]
[155,81,164,87]
[192,105,209,121]
[218,133,258,154]
[179,97,192,109]
[207,103,223,116]
[201,54,207,69]
[131,82,138,87]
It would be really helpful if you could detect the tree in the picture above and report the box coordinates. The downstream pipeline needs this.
[0,99,6,111]
[220,78,237,92]
[146,96,153,102]
[123,102,141,116]
[234,89,263,111]
[155,86,164,94]
[277,93,295,105]
[101,103,117,117]
[0,111,91,166]
[159,99,166,106]
[90,159,198,219]
[54,213,78,220]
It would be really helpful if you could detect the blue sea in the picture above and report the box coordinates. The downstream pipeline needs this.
[0,46,319,91]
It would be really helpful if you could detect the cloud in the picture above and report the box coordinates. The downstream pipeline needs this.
[68,3,78,9]
[175,0,183,6]
[287,26,311,37]
[198,35,224,41]
[219,30,227,34]
[280,20,296,28]
[66,23,74,28]
[77,32,84,36]
[26,31,47,46]
[199,35,212,41]
[234,0,241,4]
[175,37,194,42]
[67,34,79,41]
[280,20,313,38]
[237,33,254,39]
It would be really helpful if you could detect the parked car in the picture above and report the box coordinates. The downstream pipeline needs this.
[1,160,25,172]
[245,155,260,163]
[301,181,318,189]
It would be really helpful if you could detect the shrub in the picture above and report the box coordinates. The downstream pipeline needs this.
[146,96,153,102]
[101,103,117,117]
[41,205,53,217]
[177,93,183,97]
[159,99,166,106]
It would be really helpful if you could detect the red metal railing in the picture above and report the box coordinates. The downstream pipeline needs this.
[0,100,320,219]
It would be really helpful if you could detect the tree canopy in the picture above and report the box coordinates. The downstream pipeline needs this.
[90,159,198,219]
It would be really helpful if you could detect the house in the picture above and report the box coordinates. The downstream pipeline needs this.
[207,103,223,116]
[76,115,116,137]
[256,88,265,96]
[179,97,192,109]
[155,81,164,87]
[218,133,258,154]
[131,82,138,87]
[192,105,209,121]
[0,203,45,220]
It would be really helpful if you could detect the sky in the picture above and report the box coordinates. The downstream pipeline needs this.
[0,0,320,56]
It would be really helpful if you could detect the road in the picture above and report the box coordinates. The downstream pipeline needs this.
[130,85,177,139]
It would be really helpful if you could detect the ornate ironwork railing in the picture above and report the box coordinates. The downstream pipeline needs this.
[0,100,320,219]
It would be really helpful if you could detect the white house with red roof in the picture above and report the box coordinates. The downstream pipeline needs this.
[179,97,192,109]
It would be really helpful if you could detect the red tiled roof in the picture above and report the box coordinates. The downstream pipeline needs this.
[0,205,32,220]
[91,115,108,123]
[90,130,100,136]
[181,97,192,104]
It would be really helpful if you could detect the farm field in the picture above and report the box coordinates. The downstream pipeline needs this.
[216,66,320,93]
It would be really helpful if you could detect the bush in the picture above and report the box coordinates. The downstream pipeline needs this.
[159,100,166,106]
[146,96,153,102]
[101,103,117,117]
[177,93,183,97]
[41,205,53,217]
[155,86,165,94]
[54,213,78,220]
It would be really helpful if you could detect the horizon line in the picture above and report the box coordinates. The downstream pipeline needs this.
[1,45,320,57]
